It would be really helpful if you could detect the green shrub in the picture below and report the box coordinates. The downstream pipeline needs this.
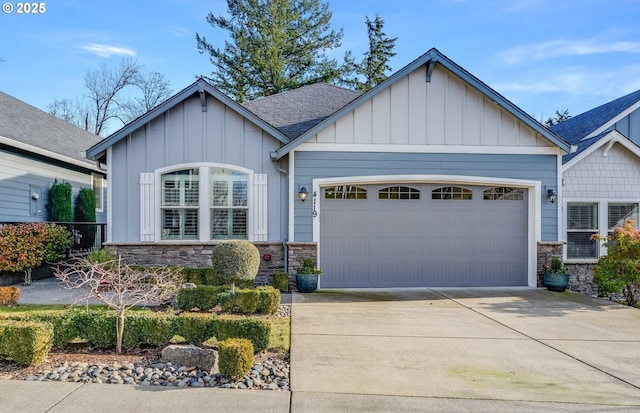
[46,180,73,222]
[256,286,281,315]
[42,224,72,261]
[86,311,117,349]
[177,285,229,311]
[218,291,235,312]
[0,286,20,306]
[180,267,209,285]
[74,188,97,249]
[211,241,260,291]
[593,220,640,306]
[122,312,174,349]
[216,317,270,352]
[172,313,217,346]
[236,289,260,315]
[273,272,289,292]
[218,338,254,380]
[0,320,53,366]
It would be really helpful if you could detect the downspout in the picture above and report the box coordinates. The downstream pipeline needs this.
[271,156,289,273]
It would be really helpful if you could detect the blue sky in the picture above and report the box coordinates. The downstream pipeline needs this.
[2,0,640,131]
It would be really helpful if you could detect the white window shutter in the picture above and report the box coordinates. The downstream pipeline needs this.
[140,172,156,241]
[253,173,268,241]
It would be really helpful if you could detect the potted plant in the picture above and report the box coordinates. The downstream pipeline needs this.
[542,256,570,292]
[295,258,322,293]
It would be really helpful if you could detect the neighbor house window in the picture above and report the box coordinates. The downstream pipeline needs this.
[161,169,199,240]
[379,186,420,200]
[211,168,248,239]
[324,186,367,199]
[608,203,639,235]
[567,203,598,259]
[92,174,104,212]
[432,186,472,200]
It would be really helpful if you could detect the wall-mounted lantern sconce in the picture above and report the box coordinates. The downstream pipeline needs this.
[31,192,39,200]
[546,188,557,204]
[299,187,309,202]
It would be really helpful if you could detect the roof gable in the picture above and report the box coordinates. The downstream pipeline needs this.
[0,91,101,169]
[562,129,640,170]
[272,48,571,160]
[86,78,290,161]
[242,83,361,139]
[551,89,640,144]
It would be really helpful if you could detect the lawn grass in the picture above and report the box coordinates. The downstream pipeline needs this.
[268,317,290,353]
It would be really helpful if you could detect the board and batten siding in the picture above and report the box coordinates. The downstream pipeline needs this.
[564,143,640,199]
[109,93,286,242]
[0,148,105,223]
[311,64,555,148]
[293,151,558,242]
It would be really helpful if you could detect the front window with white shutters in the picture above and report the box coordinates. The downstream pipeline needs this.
[211,168,248,239]
[161,169,199,240]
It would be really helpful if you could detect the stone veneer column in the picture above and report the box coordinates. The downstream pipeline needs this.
[536,242,564,287]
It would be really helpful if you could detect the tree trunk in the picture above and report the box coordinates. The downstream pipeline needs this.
[116,311,125,354]
[24,267,32,286]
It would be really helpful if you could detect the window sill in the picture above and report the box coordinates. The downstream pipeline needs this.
[564,259,598,265]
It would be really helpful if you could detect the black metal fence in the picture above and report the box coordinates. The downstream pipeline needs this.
[0,222,107,252]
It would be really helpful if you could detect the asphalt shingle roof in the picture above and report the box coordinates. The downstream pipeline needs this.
[242,83,362,139]
[550,89,640,144]
[0,91,101,166]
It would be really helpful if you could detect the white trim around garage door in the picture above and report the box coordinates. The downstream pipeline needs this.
[312,175,542,287]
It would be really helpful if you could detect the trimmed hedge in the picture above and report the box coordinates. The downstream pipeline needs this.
[0,310,270,352]
[163,267,253,288]
[218,338,254,380]
[0,286,20,306]
[0,320,53,366]
[176,286,281,315]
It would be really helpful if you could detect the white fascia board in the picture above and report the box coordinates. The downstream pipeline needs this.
[584,100,640,140]
[562,131,640,172]
[296,143,561,155]
[0,134,101,172]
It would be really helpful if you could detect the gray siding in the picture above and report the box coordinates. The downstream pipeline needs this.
[294,151,558,241]
[615,109,640,147]
[109,94,286,242]
[0,148,106,224]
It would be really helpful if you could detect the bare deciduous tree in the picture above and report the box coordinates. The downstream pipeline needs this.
[55,255,183,353]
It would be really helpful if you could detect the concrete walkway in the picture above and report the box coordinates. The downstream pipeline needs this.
[3,281,640,412]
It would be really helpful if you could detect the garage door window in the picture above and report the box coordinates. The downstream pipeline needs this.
[324,186,367,199]
[483,187,524,201]
[379,186,420,200]
[432,186,472,200]
[567,203,598,259]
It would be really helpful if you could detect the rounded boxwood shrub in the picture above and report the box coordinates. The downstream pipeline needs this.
[211,241,260,291]
[256,286,281,314]
[218,338,254,380]
[236,288,260,315]
[272,272,289,292]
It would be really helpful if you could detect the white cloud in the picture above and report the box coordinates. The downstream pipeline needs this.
[499,38,640,65]
[78,43,137,58]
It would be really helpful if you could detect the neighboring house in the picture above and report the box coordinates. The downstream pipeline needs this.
[550,90,640,294]
[86,48,571,288]
[0,91,107,224]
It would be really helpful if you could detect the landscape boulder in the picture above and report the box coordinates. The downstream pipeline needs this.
[161,344,218,373]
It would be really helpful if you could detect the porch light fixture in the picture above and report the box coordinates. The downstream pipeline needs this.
[299,187,309,202]
[546,188,557,204]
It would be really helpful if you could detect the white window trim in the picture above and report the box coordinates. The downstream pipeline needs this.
[311,175,541,288]
[563,198,640,263]
[154,163,255,242]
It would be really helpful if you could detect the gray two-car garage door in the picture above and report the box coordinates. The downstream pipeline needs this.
[319,183,528,288]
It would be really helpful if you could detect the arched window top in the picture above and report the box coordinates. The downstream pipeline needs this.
[483,187,524,201]
[379,186,420,200]
[432,186,472,200]
[324,185,367,199]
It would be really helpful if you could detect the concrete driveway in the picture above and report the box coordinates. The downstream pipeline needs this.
[290,288,640,412]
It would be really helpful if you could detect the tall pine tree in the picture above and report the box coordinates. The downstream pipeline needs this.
[196,0,355,102]
[355,14,397,92]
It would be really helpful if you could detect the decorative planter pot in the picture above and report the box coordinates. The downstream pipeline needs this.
[296,273,318,293]
[544,272,570,292]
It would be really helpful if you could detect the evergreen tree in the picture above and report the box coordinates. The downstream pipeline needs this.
[46,180,73,222]
[544,109,571,127]
[355,14,397,92]
[74,188,97,250]
[196,0,355,102]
